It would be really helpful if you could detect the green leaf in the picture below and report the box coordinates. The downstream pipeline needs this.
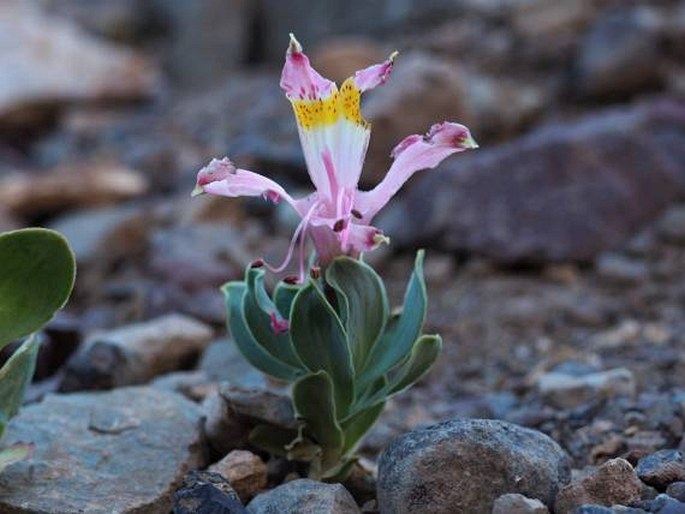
[385,334,442,396]
[292,371,343,453]
[248,424,298,458]
[222,282,300,382]
[326,257,388,372]
[0,335,40,439]
[290,282,354,415]
[274,281,300,320]
[0,442,34,474]
[359,250,427,389]
[0,228,76,350]
[340,401,385,456]
[244,268,302,368]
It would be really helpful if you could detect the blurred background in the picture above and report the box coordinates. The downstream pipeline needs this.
[2,0,685,464]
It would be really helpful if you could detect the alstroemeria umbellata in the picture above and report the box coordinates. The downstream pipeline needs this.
[193,34,477,281]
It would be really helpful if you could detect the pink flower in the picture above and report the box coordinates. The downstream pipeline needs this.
[193,34,477,282]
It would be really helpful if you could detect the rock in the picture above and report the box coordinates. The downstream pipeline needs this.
[152,370,216,402]
[50,205,148,267]
[61,314,213,391]
[208,450,267,503]
[204,390,252,456]
[666,482,685,502]
[174,470,246,514]
[377,418,571,514]
[342,458,377,505]
[637,450,685,490]
[492,493,550,514]
[199,340,265,386]
[0,387,206,513]
[0,1,158,128]
[0,163,148,218]
[636,494,685,513]
[574,7,664,99]
[218,382,296,431]
[379,100,685,264]
[247,478,360,514]
[596,254,650,286]
[554,458,642,514]
[657,205,685,245]
[362,52,474,186]
[537,368,636,409]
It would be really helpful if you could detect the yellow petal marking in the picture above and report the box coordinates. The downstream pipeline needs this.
[291,78,366,131]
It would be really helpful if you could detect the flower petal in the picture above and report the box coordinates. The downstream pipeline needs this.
[353,51,398,92]
[194,157,301,210]
[355,122,477,220]
[280,33,336,102]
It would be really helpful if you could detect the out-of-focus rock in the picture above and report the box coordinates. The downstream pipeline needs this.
[596,254,650,286]
[554,459,642,514]
[49,205,148,267]
[362,52,474,185]
[60,314,213,391]
[636,450,685,490]
[0,387,206,514]
[174,470,247,514]
[247,478,360,514]
[379,100,685,264]
[537,368,636,409]
[377,418,571,514]
[0,163,148,218]
[492,493,550,514]
[208,450,267,503]
[574,7,665,99]
[311,37,387,85]
[0,1,158,128]
[657,205,685,245]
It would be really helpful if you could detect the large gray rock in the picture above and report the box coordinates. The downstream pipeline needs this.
[247,478,360,514]
[0,386,206,514]
[379,100,685,264]
[377,418,571,514]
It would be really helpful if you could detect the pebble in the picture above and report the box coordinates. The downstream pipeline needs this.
[537,368,636,409]
[173,470,246,514]
[247,479,360,514]
[637,450,685,490]
[492,493,550,513]
[208,450,267,503]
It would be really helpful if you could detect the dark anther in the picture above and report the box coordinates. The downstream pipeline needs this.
[250,259,265,268]
[284,275,299,285]
[310,266,321,279]
[351,209,362,219]
[333,219,345,232]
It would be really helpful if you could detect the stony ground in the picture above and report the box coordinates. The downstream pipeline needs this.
[2,0,685,513]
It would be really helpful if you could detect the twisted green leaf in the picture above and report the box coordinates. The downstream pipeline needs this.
[0,335,39,439]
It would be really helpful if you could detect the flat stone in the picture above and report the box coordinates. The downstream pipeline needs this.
[492,493,550,513]
[666,482,685,502]
[554,458,642,514]
[379,100,685,264]
[0,386,206,513]
[377,418,571,514]
[537,368,636,409]
[637,450,685,490]
[247,478,360,514]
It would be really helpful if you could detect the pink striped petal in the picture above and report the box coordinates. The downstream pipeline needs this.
[280,34,336,101]
[355,122,477,220]
[353,51,398,92]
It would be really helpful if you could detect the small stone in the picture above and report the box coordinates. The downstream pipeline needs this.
[492,493,550,514]
[596,254,649,286]
[208,450,267,503]
[637,450,685,490]
[61,314,213,391]
[554,458,642,514]
[657,205,685,245]
[571,506,613,514]
[377,418,571,514]
[537,368,636,409]
[173,470,246,514]
[0,387,206,513]
[666,482,685,502]
[247,478,360,514]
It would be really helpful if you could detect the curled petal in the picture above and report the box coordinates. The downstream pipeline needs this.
[280,33,336,101]
[193,157,298,208]
[344,223,388,254]
[355,122,477,220]
[353,51,398,92]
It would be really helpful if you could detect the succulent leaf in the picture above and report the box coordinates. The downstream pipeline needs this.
[248,424,299,458]
[273,281,300,320]
[326,257,388,372]
[0,335,39,439]
[0,442,34,474]
[358,250,427,388]
[222,281,300,381]
[0,228,76,350]
[290,283,354,414]
[340,400,385,456]
[292,370,344,453]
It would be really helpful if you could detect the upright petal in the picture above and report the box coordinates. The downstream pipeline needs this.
[355,122,477,220]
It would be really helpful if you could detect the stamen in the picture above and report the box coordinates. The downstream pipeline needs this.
[333,219,346,232]
[310,266,321,279]
[284,275,299,285]
[351,209,363,219]
[250,259,265,268]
